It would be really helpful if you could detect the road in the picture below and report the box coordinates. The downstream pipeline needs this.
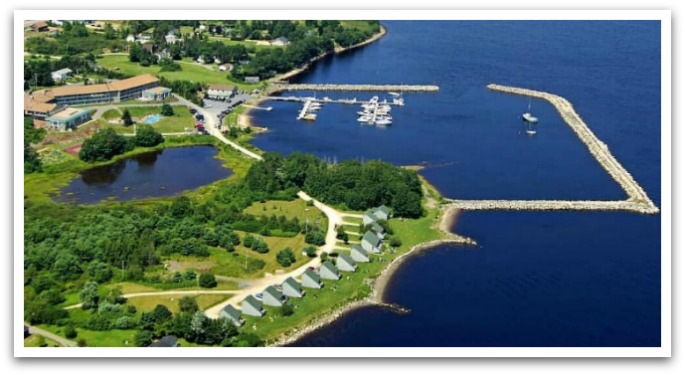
[63,289,239,310]
[203,192,343,319]
[24,323,77,347]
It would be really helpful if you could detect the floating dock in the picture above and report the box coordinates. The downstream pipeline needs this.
[443,84,659,215]
[271,83,439,93]
[296,99,315,120]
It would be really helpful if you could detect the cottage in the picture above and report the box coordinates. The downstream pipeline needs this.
[206,84,237,101]
[241,295,265,317]
[30,21,49,32]
[165,33,179,44]
[218,63,234,72]
[370,221,386,239]
[336,253,357,272]
[270,36,290,46]
[141,86,172,101]
[282,277,305,298]
[361,231,382,254]
[149,335,179,347]
[245,76,260,84]
[319,261,340,281]
[50,68,72,83]
[350,245,370,263]
[262,285,286,307]
[375,205,391,220]
[301,268,323,289]
[125,34,135,43]
[220,304,245,327]
[45,107,91,131]
[363,210,380,226]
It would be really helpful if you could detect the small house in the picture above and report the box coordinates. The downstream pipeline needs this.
[361,231,382,254]
[219,63,234,72]
[142,87,172,101]
[301,268,323,289]
[219,304,244,327]
[319,260,340,281]
[149,335,179,347]
[50,68,72,83]
[206,84,237,101]
[262,285,286,307]
[336,253,357,272]
[351,245,370,263]
[282,277,305,298]
[375,205,391,221]
[363,210,379,225]
[241,295,265,317]
[165,33,179,44]
[370,221,386,239]
[31,21,49,32]
[141,42,154,53]
[245,76,260,84]
[125,34,135,43]
[45,107,91,131]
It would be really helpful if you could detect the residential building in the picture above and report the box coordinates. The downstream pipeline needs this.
[125,34,135,43]
[142,86,172,101]
[206,84,237,101]
[50,68,73,82]
[301,269,323,289]
[351,245,370,263]
[241,295,265,317]
[375,205,391,220]
[363,210,379,225]
[31,21,48,32]
[45,107,91,131]
[149,335,180,347]
[24,95,58,119]
[270,36,290,46]
[319,261,340,281]
[262,285,286,307]
[141,42,154,53]
[165,33,179,44]
[219,63,234,72]
[370,221,386,239]
[245,76,260,84]
[220,305,245,327]
[336,253,357,272]
[361,231,382,254]
[282,277,305,298]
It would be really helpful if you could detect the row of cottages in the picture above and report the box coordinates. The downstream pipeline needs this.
[205,84,238,101]
[222,276,307,324]
[350,244,370,263]
[361,231,383,254]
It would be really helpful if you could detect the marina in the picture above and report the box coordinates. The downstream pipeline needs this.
[271,93,406,125]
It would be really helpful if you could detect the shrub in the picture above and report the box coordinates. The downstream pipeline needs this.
[303,245,317,257]
[114,316,135,330]
[64,325,78,339]
[77,338,87,347]
[389,236,402,247]
[276,248,296,267]
[199,272,217,288]
[279,304,294,317]
[135,124,164,147]
[161,103,174,116]
[135,330,153,347]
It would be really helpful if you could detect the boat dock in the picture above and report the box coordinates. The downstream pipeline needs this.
[296,99,315,120]
[442,84,659,215]
[271,83,439,93]
[266,96,403,106]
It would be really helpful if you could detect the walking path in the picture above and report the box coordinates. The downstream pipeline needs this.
[63,290,239,310]
[24,323,77,347]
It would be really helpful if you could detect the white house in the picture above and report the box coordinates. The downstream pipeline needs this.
[206,84,237,101]
[165,33,179,44]
[219,63,234,72]
[126,34,135,43]
[51,68,73,82]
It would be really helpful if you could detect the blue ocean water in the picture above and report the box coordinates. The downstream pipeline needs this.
[252,21,662,347]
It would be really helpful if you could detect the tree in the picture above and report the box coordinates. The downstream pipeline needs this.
[303,245,317,258]
[276,247,296,267]
[135,330,154,347]
[64,325,78,339]
[305,230,325,246]
[279,303,294,317]
[243,234,255,248]
[161,103,174,116]
[198,272,217,288]
[79,281,99,310]
[152,304,173,322]
[79,128,128,162]
[121,108,133,126]
[24,141,42,174]
[134,124,164,147]
[190,311,207,341]
[77,338,87,347]
[170,196,193,218]
[389,236,402,248]
[179,296,199,313]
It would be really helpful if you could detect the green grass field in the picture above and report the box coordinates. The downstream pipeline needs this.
[125,293,231,314]
[24,334,62,347]
[243,199,327,224]
[39,324,138,347]
[104,105,195,134]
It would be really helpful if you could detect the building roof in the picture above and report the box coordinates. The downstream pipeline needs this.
[263,285,281,299]
[364,210,378,220]
[110,74,158,91]
[321,260,338,274]
[338,252,355,266]
[376,205,391,216]
[283,277,300,290]
[46,107,89,121]
[24,95,57,113]
[144,86,171,94]
[351,244,367,255]
[32,21,48,29]
[303,268,320,281]
[243,295,262,310]
[208,84,236,92]
[362,231,381,246]
[221,304,241,321]
[51,68,73,76]
[370,221,385,233]
[149,335,178,347]
[31,74,159,99]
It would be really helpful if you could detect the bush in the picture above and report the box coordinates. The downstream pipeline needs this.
[77,338,87,347]
[135,330,153,347]
[279,304,294,317]
[303,245,317,257]
[179,296,199,313]
[64,325,78,339]
[161,103,174,116]
[305,231,325,246]
[121,108,133,126]
[251,238,269,254]
[276,248,296,267]
[320,253,328,261]
[243,233,255,248]
[199,272,217,288]
[114,316,135,330]
[135,124,164,147]
[389,236,402,247]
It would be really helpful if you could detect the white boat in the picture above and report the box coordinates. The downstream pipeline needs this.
[375,116,392,126]
[378,104,391,111]
[302,113,317,121]
[357,111,372,116]
[357,115,373,122]
[522,98,538,123]
[389,92,401,97]
[393,97,405,106]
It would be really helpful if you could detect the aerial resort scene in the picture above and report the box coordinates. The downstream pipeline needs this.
[19,15,665,354]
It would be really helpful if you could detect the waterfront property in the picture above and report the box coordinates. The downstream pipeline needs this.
[370,221,386,239]
[262,285,286,307]
[241,295,266,317]
[301,269,323,289]
[45,107,91,131]
[141,86,172,101]
[361,231,382,254]
[336,253,357,272]
[205,84,237,101]
[282,277,305,298]
[220,304,245,327]
[363,205,392,225]
[50,68,73,82]
[149,335,180,347]
[319,261,341,281]
[350,245,370,263]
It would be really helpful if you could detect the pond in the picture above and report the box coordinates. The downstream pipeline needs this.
[56,145,232,204]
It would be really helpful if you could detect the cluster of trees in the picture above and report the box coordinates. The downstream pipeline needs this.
[24,54,100,89]
[245,152,424,218]
[78,126,164,162]
[26,22,126,55]
[276,247,296,267]
[243,234,269,254]
[158,77,204,106]
[24,118,45,174]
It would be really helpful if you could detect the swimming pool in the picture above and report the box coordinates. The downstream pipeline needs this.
[144,114,162,124]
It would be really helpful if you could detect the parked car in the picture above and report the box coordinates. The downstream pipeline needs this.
[189,108,197,114]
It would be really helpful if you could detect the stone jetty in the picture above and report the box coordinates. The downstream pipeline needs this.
[443,84,659,215]
[271,83,440,93]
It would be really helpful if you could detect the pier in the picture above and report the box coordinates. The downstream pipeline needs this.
[443,84,659,215]
[271,83,440,93]
[296,99,315,120]
[265,96,402,106]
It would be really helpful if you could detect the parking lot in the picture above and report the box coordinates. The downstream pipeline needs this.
[201,93,253,129]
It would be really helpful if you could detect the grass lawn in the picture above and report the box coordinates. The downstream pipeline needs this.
[126,293,231,314]
[340,20,380,34]
[102,108,122,120]
[104,105,195,135]
[233,232,311,275]
[24,334,62,347]
[207,36,280,52]
[243,199,328,224]
[39,324,138,347]
[223,105,245,126]
[166,247,266,279]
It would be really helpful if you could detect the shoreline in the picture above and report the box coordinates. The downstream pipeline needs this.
[270,205,477,347]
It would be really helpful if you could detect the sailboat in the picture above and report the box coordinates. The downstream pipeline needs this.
[522,97,538,124]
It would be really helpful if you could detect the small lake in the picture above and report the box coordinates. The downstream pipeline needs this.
[56,145,232,204]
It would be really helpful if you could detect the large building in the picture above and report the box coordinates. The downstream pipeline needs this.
[45,107,91,131]
[26,74,161,107]
[205,84,237,101]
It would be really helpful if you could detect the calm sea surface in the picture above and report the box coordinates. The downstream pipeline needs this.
[251,21,662,347]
